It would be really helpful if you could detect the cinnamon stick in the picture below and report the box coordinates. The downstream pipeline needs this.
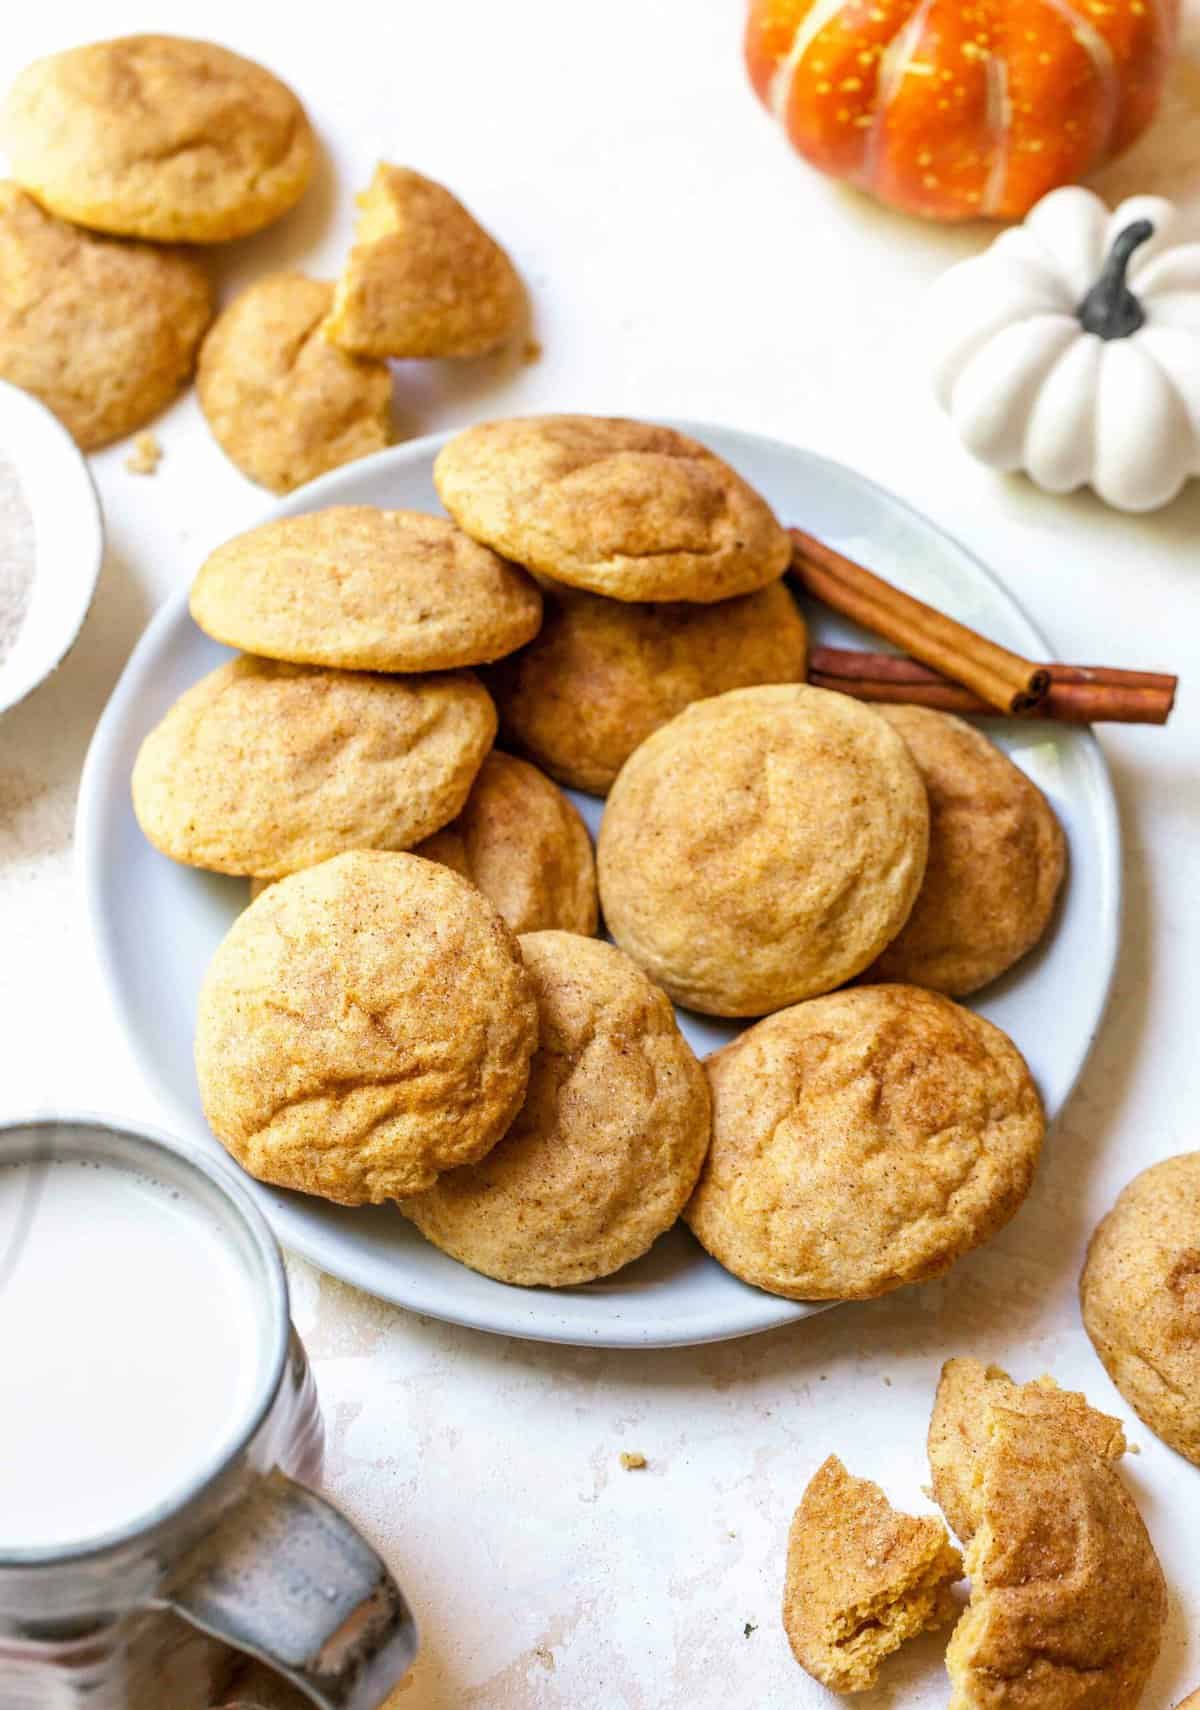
[808,647,1176,726]
[789,529,1049,715]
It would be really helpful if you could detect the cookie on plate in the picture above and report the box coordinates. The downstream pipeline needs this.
[487,580,807,795]
[865,706,1066,996]
[325,164,524,359]
[191,508,542,672]
[783,1456,962,1694]
[434,416,791,603]
[945,1403,1166,1710]
[928,1357,1126,1545]
[401,931,710,1285]
[1,36,315,241]
[0,183,211,451]
[132,656,495,877]
[685,985,1044,1300]
[196,852,538,1202]
[1081,1152,1200,1465]
[597,685,928,1016]
[196,274,391,493]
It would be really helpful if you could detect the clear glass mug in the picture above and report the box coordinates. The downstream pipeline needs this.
[0,1116,418,1710]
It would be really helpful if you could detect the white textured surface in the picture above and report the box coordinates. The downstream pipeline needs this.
[1,2,1198,1704]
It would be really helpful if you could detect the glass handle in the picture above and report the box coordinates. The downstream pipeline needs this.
[152,1468,417,1710]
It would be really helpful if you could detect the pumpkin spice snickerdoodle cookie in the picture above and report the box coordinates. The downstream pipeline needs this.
[1,36,315,242]
[434,415,791,603]
[1081,1152,1200,1466]
[400,931,710,1286]
[0,183,211,451]
[132,656,495,878]
[325,164,524,359]
[685,985,1044,1301]
[597,685,928,1016]
[783,1456,962,1694]
[928,1357,1126,1545]
[190,508,542,673]
[196,275,391,493]
[196,852,538,1203]
[486,580,807,795]
[865,706,1066,996]
[945,1404,1166,1710]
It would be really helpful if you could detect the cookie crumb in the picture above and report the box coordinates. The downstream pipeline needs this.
[533,1645,554,1671]
[744,1622,757,1638]
[523,337,542,364]
[126,432,162,476]
[620,1451,647,1470]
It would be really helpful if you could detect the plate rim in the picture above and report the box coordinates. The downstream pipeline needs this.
[75,421,1122,1348]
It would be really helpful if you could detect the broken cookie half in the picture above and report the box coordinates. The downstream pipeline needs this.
[783,1455,963,1694]
[931,1360,1165,1710]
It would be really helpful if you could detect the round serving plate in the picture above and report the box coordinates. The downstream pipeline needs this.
[76,424,1121,1348]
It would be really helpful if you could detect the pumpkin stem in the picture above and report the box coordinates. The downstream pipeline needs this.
[1077,220,1155,340]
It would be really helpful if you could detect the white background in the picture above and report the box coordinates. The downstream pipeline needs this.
[2,3,1199,1705]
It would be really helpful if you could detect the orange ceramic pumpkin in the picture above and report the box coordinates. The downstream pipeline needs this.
[746,0,1180,222]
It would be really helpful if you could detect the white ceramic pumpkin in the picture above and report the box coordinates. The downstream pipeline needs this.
[928,188,1200,512]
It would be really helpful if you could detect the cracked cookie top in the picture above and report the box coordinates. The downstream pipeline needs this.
[685,984,1044,1301]
[434,415,791,602]
[401,930,710,1285]
[1,35,316,242]
[195,850,538,1203]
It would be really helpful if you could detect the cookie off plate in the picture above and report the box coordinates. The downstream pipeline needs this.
[76,424,1120,1348]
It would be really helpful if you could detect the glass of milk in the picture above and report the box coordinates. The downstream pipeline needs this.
[0,1115,418,1710]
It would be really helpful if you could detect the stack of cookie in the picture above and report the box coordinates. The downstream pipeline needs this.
[0,36,526,488]
[132,412,1068,1306]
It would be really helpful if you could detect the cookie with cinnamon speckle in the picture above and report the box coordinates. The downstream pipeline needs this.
[597,685,929,1016]
[197,274,391,493]
[401,931,710,1284]
[487,579,807,795]
[2,36,315,241]
[866,706,1065,996]
[434,415,790,602]
[685,985,1044,1300]
[0,182,211,451]
[132,655,495,877]
[191,507,542,672]
[783,1456,962,1694]
[196,851,538,1203]
[1081,1152,1200,1465]
[325,164,524,359]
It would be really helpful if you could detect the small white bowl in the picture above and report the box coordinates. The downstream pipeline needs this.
[0,379,104,717]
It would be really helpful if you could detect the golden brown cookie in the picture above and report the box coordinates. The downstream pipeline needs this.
[597,685,929,1016]
[1,36,315,241]
[1175,1694,1200,1709]
[486,580,807,795]
[945,1404,1166,1710]
[434,416,791,603]
[865,707,1066,996]
[685,985,1044,1301]
[196,275,391,493]
[400,931,710,1285]
[191,508,542,672]
[195,852,537,1202]
[132,656,495,878]
[783,1456,962,1694]
[928,1358,1126,1545]
[1081,1152,1200,1466]
[0,182,211,451]
[441,752,596,935]
[325,164,524,359]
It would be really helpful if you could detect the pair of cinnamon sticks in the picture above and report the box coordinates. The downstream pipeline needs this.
[789,528,1176,727]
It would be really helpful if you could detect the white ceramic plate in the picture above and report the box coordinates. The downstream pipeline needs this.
[0,380,104,717]
[76,424,1120,1348]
